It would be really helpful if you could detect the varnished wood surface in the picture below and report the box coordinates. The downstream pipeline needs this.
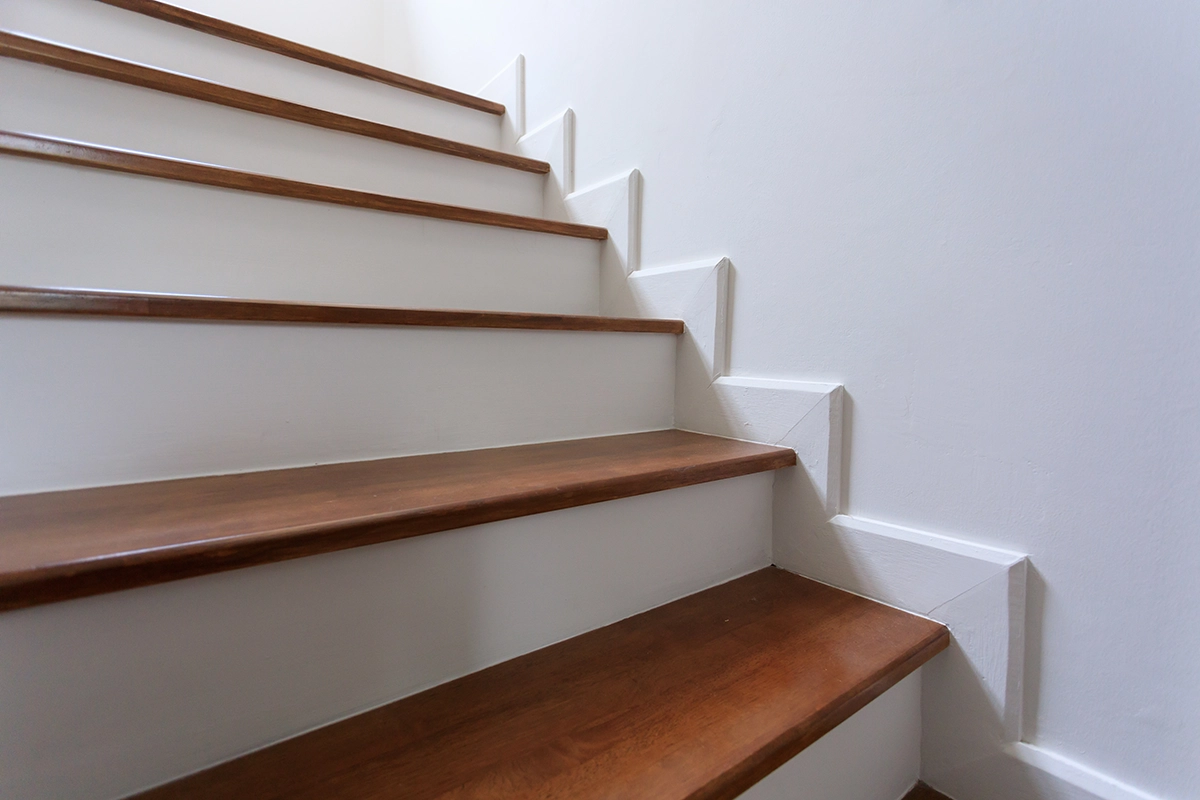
[0,431,794,611]
[0,31,547,173]
[94,0,505,114]
[0,131,607,239]
[133,568,949,800]
[0,286,684,334]
[903,782,955,800]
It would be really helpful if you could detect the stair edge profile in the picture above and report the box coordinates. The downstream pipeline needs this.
[0,431,796,611]
[0,31,548,174]
[0,32,549,175]
[128,568,949,800]
[0,131,606,239]
[0,286,684,334]
[94,0,505,115]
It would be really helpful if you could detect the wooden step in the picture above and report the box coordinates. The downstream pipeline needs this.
[131,567,948,800]
[0,31,547,174]
[0,286,683,334]
[0,431,794,611]
[94,0,504,115]
[904,783,955,800]
[0,131,605,239]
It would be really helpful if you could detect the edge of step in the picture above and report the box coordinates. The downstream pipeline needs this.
[0,286,684,334]
[0,30,549,174]
[0,431,796,611]
[94,0,505,115]
[129,567,949,800]
[0,131,605,239]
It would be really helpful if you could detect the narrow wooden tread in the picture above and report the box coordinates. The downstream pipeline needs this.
[0,286,684,334]
[0,431,795,611]
[94,0,505,114]
[133,568,949,800]
[0,132,606,239]
[0,31,547,173]
[903,783,956,800]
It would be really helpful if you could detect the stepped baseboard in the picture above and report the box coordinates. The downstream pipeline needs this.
[0,0,501,147]
[0,314,675,495]
[0,156,600,313]
[0,473,775,800]
[0,52,546,215]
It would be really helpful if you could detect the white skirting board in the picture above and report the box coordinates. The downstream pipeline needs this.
[499,57,1170,800]
[0,472,775,800]
[0,0,502,148]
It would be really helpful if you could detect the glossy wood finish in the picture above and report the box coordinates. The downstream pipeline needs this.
[0,431,794,611]
[94,0,505,114]
[903,782,955,800]
[0,286,683,334]
[0,31,547,173]
[0,131,606,239]
[133,568,949,800]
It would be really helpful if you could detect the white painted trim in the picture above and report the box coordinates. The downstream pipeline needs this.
[478,54,525,148]
[1007,743,1165,800]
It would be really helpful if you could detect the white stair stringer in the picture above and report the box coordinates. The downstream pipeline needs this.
[0,471,775,800]
[0,0,502,148]
[0,155,598,315]
[0,57,544,215]
[0,317,675,496]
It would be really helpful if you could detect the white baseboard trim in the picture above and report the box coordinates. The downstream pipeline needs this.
[1006,743,1166,800]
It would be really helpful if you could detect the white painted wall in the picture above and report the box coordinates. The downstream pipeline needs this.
[361,3,1198,799]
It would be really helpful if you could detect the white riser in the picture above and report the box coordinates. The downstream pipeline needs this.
[0,0,501,149]
[0,157,599,313]
[0,472,773,800]
[0,60,544,216]
[0,317,675,495]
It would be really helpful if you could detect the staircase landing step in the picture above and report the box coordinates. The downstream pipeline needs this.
[133,567,949,799]
[0,431,794,611]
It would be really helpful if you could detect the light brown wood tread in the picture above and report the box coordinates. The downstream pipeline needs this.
[0,286,684,334]
[131,567,949,800]
[0,131,605,239]
[94,0,504,115]
[0,31,547,173]
[0,431,795,611]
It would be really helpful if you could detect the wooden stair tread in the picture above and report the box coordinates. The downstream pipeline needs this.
[0,431,795,610]
[0,286,684,334]
[0,131,605,239]
[94,0,505,115]
[132,567,949,800]
[0,31,548,173]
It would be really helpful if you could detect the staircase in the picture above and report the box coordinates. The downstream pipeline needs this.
[0,1,949,798]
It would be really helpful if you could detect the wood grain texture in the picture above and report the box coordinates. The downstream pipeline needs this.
[132,568,949,800]
[0,131,606,239]
[93,0,505,114]
[903,782,956,800]
[0,286,684,334]
[0,31,547,173]
[0,431,794,611]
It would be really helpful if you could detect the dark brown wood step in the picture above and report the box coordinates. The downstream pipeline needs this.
[0,31,547,173]
[0,286,683,334]
[0,431,795,611]
[94,0,504,115]
[131,567,949,800]
[904,782,955,800]
[0,131,606,239]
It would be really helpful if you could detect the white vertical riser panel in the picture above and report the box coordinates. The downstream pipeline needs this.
[0,59,544,216]
[0,317,675,495]
[0,473,775,800]
[738,672,923,800]
[0,0,502,148]
[0,157,598,314]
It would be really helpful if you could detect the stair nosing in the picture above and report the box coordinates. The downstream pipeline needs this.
[93,0,505,115]
[0,31,548,174]
[0,431,797,610]
[0,131,606,239]
[0,286,684,334]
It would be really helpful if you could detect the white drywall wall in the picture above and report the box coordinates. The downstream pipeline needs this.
[371,2,1199,799]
